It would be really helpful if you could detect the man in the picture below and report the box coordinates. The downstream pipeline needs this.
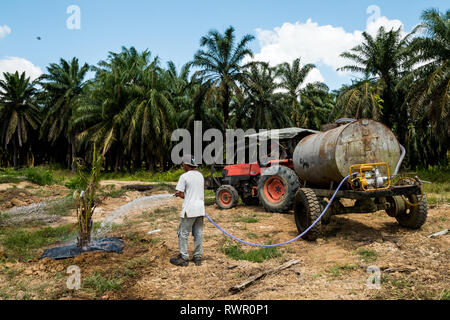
[171,154,205,267]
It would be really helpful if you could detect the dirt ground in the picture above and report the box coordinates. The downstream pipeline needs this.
[0,180,448,300]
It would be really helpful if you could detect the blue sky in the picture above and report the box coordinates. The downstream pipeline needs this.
[0,0,448,89]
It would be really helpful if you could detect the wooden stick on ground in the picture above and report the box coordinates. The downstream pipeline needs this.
[230,259,301,293]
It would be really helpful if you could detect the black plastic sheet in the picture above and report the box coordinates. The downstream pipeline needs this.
[40,237,125,260]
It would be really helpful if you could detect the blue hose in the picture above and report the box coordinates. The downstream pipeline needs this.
[205,174,352,248]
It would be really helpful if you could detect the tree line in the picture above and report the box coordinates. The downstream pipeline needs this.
[0,8,448,172]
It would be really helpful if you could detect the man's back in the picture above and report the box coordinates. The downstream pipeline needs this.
[176,170,205,218]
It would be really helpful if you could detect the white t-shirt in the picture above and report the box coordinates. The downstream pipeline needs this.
[175,170,206,218]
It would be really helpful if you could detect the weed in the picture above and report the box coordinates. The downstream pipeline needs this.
[329,263,358,277]
[245,232,259,239]
[98,188,127,199]
[204,197,216,206]
[152,183,176,193]
[0,266,21,280]
[221,241,281,263]
[439,289,450,300]
[46,197,76,216]
[23,168,54,186]
[0,167,54,185]
[83,271,123,295]
[356,248,378,262]
[65,176,84,190]
[100,166,211,183]
[0,224,77,261]
[235,214,260,223]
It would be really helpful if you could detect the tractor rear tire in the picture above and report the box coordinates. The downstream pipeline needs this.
[395,194,428,229]
[294,188,321,241]
[257,166,300,213]
[215,185,239,210]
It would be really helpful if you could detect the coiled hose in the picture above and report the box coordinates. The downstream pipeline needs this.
[205,174,353,248]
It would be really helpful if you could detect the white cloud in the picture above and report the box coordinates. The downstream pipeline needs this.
[247,13,407,86]
[366,16,404,37]
[0,57,43,81]
[0,25,11,38]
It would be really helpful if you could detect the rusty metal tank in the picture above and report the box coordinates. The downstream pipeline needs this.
[293,119,401,186]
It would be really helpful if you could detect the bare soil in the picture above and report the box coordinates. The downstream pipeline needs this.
[0,180,448,300]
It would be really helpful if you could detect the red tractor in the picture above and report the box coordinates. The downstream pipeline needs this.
[205,128,317,212]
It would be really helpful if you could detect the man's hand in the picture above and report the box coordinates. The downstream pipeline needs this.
[174,191,185,199]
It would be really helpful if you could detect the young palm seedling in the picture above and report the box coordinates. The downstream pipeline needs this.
[73,146,103,249]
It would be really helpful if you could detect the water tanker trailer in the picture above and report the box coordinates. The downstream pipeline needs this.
[206,119,427,240]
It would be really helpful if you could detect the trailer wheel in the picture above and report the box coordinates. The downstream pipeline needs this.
[395,194,428,229]
[294,188,321,241]
[257,166,300,213]
[215,185,239,210]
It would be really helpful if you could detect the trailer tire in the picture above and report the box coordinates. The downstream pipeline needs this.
[294,188,321,241]
[257,166,299,213]
[395,194,428,229]
[216,185,239,210]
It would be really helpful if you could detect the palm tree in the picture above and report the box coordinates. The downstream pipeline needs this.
[403,8,449,135]
[397,8,450,167]
[0,72,40,169]
[276,58,316,125]
[125,63,176,171]
[338,27,414,130]
[299,82,335,130]
[192,26,255,130]
[177,79,223,131]
[74,47,150,171]
[39,57,90,171]
[332,78,384,120]
[239,62,291,130]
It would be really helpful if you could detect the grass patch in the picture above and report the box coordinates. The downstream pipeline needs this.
[0,266,21,280]
[143,206,178,222]
[83,271,123,296]
[221,241,281,263]
[100,167,210,183]
[64,176,84,189]
[22,167,54,186]
[235,214,260,224]
[45,197,76,216]
[389,276,413,289]
[356,248,378,263]
[0,167,54,186]
[204,197,216,206]
[97,188,127,199]
[328,263,358,277]
[439,289,450,300]
[0,224,77,261]
[415,166,450,205]
[0,212,11,224]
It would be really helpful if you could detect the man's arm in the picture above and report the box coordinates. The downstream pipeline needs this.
[175,175,186,199]
[174,191,185,199]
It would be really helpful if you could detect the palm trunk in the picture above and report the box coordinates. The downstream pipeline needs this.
[223,84,230,131]
[114,148,120,173]
[71,133,77,173]
[13,136,18,170]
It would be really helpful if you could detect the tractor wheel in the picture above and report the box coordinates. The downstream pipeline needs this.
[395,194,428,229]
[240,194,260,206]
[257,166,300,213]
[294,188,321,241]
[215,185,239,210]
